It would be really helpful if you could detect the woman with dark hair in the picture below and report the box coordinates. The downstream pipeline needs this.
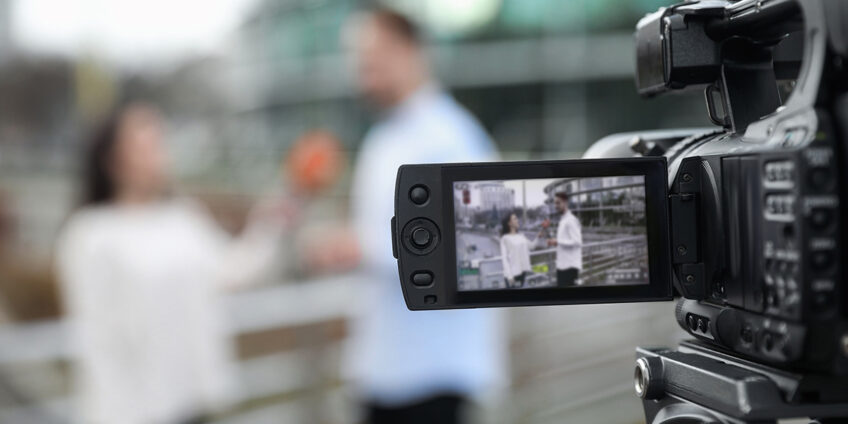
[499,213,539,288]
[56,103,292,424]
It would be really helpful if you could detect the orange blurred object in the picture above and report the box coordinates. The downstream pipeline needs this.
[285,130,346,195]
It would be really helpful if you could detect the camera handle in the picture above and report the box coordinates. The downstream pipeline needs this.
[705,37,783,133]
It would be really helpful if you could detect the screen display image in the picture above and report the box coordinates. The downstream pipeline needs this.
[454,176,649,291]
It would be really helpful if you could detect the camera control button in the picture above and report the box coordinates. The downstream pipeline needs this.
[761,332,775,352]
[812,292,834,310]
[391,216,398,259]
[686,314,697,331]
[412,228,432,247]
[409,185,429,205]
[697,318,709,333]
[809,208,832,231]
[411,272,434,287]
[810,251,834,270]
[807,167,833,189]
[740,325,754,344]
[401,218,440,255]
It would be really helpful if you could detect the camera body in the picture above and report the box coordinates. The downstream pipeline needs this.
[638,0,848,377]
[664,112,846,376]
[392,0,848,382]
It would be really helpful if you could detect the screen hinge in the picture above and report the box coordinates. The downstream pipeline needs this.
[669,192,708,300]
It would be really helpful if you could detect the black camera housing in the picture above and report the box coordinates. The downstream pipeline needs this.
[662,112,847,376]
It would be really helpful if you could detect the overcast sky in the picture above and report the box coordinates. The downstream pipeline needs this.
[503,179,555,209]
[10,0,258,68]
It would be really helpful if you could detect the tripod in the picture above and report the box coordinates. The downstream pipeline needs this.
[634,341,848,424]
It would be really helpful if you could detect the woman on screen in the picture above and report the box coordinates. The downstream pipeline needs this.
[499,213,539,288]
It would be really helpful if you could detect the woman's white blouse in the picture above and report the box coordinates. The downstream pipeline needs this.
[500,233,533,279]
[56,199,279,424]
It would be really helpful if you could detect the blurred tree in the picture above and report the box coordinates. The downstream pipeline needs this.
[74,57,117,125]
[0,58,74,146]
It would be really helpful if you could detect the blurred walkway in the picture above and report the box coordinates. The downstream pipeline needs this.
[0,273,683,424]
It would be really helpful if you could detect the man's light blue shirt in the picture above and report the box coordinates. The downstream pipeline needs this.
[347,83,507,405]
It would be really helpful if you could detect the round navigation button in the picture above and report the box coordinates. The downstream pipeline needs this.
[412,228,432,247]
[410,185,429,205]
[400,218,440,255]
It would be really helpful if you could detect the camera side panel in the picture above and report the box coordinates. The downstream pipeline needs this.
[393,164,456,310]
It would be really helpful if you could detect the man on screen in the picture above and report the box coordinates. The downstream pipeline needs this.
[549,192,582,286]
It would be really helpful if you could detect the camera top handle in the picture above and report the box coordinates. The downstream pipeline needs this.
[636,0,846,135]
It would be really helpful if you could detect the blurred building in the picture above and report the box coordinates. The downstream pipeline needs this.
[233,0,712,160]
[0,0,9,62]
[479,182,515,212]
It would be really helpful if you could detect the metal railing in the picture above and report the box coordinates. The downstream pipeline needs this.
[469,235,647,289]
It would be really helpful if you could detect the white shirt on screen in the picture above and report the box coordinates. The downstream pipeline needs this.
[500,233,532,279]
[348,83,507,406]
[56,199,281,424]
[556,210,583,271]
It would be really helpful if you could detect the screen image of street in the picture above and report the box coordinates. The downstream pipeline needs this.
[454,176,649,291]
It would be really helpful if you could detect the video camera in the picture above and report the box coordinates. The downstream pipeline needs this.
[392,0,848,422]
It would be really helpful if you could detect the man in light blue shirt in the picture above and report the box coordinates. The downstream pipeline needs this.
[346,8,506,424]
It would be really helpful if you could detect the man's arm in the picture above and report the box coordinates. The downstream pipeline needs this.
[557,216,582,247]
[570,215,582,245]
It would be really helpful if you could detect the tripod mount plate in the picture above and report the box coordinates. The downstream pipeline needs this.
[637,341,848,423]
